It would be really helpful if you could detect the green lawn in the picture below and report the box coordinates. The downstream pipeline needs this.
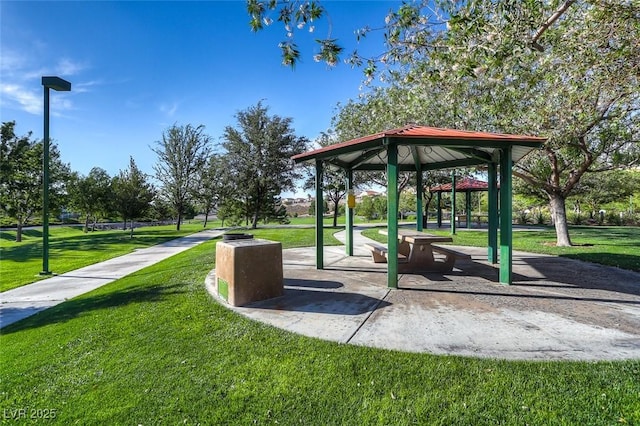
[1,228,638,424]
[0,225,342,292]
[0,224,211,292]
[362,225,640,272]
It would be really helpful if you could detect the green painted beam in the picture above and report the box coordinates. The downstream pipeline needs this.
[448,147,493,162]
[387,140,399,289]
[450,172,457,235]
[411,146,424,231]
[353,158,487,172]
[325,158,351,170]
[315,160,324,269]
[465,191,472,229]
[345,168,354,256]
[487,162,498,263]
[499,148,513,284]
[416,170,424,231]
[436,191,442,227]
[294,139,386,162]
[348,148,386,169]
[410,145,422,168]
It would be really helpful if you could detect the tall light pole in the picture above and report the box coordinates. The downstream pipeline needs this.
[41,76,71,275]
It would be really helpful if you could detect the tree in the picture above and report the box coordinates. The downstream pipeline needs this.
[284,0,640,247]
[247,0,340,67]
[573,170,640,220]
[152,124,212,230]
[148,198,173,222]
[67,167,112,232]
[112,157,155,238]
[437,1,640,245]
[216,197,245,227]
[308,198,328,216]
[0,121,71,242]
[261,192,290,225]
[193,154,231,228]
[355,194,387,221]
[302,131,367,227]
[222,102,307,229]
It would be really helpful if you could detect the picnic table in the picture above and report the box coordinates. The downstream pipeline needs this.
[364,229,470,273]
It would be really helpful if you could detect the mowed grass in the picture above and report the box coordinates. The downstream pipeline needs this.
[1,230,638,425]
[0,224,210,292]
[362,225,640,272]
[0,225,342,292]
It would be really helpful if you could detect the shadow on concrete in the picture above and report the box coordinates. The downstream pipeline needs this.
[1,283,184,334]
[285,278,343,289]
[514,255,640,297]
[398,259,531,284]
[246,287,391,316]
[325,266,388,274]
[398,286,640,306]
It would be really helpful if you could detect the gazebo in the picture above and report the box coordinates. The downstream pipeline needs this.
[291,125,545,287]
[429,176,494,230]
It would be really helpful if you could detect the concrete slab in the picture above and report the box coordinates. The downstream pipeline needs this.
[207,228,640,361]
[0,229,224,328]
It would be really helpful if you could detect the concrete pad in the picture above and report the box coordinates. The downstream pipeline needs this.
[206,228,640,361]
[206,256,391,343]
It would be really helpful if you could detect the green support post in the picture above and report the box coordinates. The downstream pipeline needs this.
[465,191,472,229]
[345,169,354,256]
[499,148,513,284]
[315,160,324,269]
[387,141,399,289]
[436,191,442,227]
[450,172,457,235]
[416,170,423,231]
[487,162,498,263]
[41,86,51,275]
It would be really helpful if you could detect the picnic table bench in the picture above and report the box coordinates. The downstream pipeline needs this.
[364,229,470,273]
[363,242,408,264]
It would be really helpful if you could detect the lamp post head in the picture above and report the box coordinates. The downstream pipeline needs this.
[42,76,71,91]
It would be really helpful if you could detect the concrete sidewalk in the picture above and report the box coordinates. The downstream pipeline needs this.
[0,229,224,328]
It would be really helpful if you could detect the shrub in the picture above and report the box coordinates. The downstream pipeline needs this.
[534,210,548,225]
[568,212,584,225]
[605,211,623,226]
[517,210,530,225]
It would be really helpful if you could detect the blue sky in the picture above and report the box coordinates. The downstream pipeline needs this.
[1,1,399,196]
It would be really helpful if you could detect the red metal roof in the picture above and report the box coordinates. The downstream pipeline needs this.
[291,125,546,169]
[292,125,545,163]
[382,125,544,141]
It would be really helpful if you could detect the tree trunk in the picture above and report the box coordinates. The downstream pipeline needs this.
[332,201,339,227]
[549,193,572,247]
[15,222,23,242]
[176,212,182,231]
[423,197,432,229]
[251,206,259,229]
[84,214,90,233]
[130,219,134,239]
[203,212,209,228]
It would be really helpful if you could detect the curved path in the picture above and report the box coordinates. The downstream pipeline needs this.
[207,227,640,361]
